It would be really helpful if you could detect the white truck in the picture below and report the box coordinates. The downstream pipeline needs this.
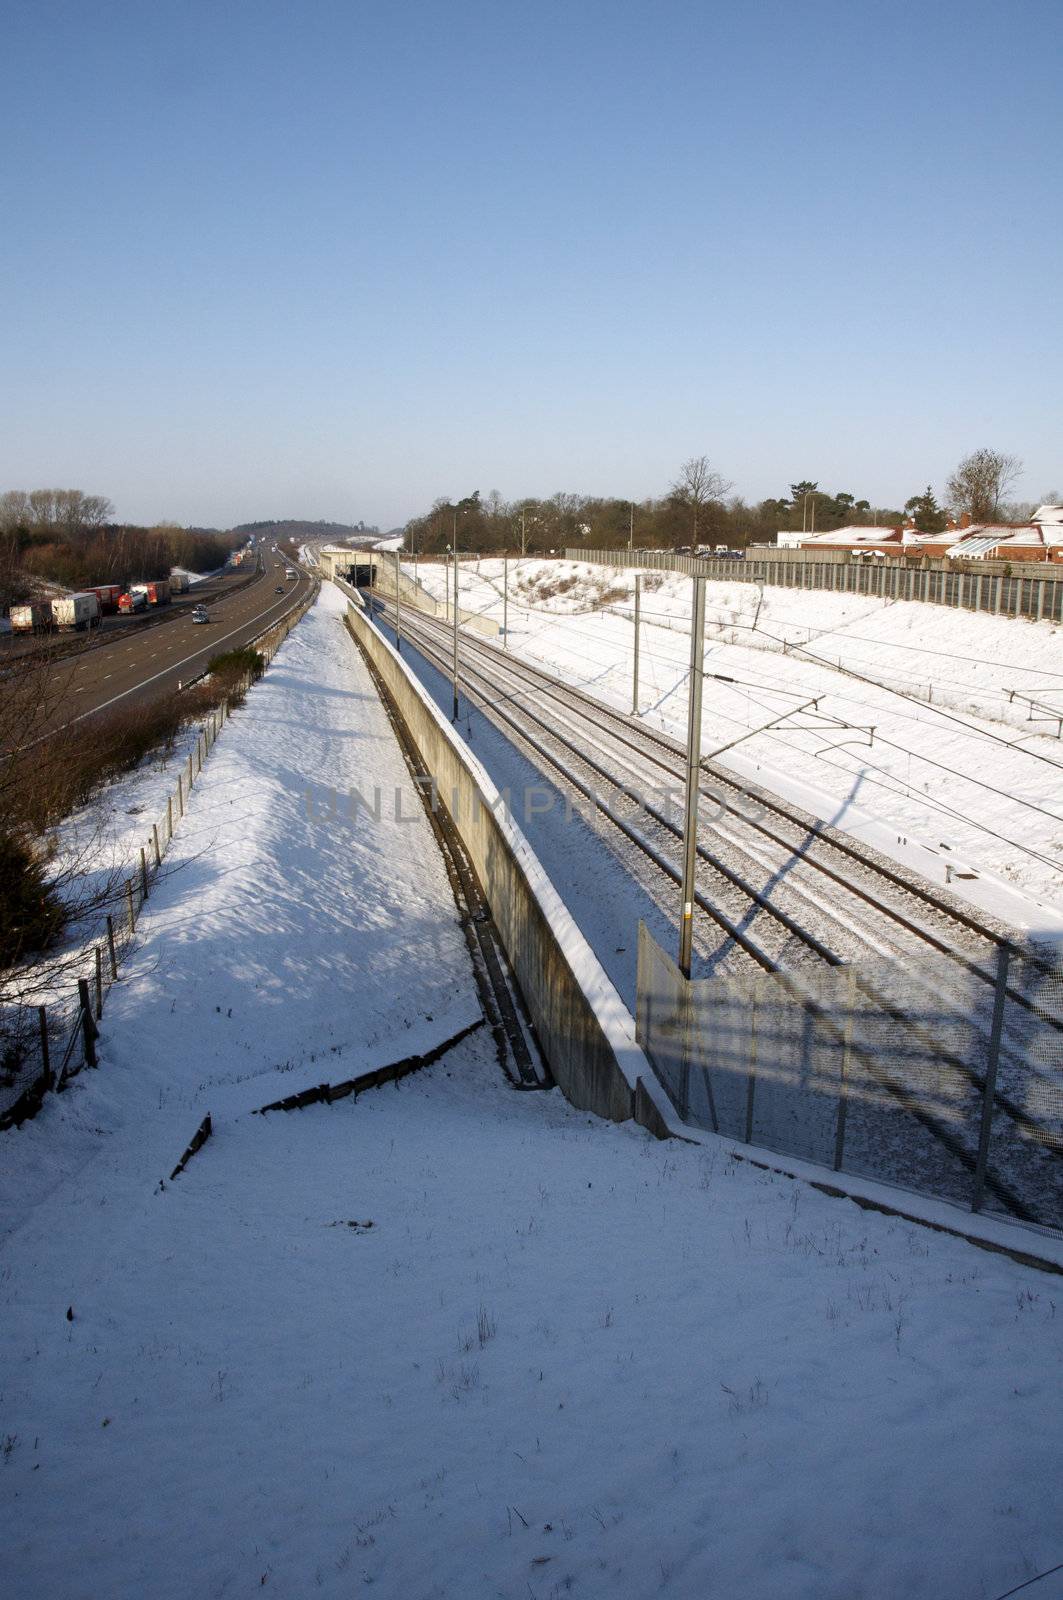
[285,567,296,580]
[10,601,54,633]
[51,592,101,631]
[170,572,190,594]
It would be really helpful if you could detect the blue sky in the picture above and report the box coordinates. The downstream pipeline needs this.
[1,0,1060,529]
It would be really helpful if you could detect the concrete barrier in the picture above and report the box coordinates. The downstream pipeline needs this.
[343,594,673,1136]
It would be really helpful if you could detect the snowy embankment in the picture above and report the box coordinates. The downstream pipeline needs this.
[412,559,1063,921]
[2,583,1063,1599]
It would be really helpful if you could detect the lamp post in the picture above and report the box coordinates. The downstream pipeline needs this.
[678,576,706,978]
[632,575,641,714]
[451,544,459,720]
[394,549,401,653]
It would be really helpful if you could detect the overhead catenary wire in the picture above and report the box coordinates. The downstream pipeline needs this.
[401,563,1063,840]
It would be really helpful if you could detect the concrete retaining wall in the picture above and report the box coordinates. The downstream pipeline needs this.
[343,594,672,1136]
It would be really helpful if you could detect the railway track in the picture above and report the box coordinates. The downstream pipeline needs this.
[367,596,1063,1226]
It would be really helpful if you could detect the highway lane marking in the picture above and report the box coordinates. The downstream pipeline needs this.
[54,579,315,733]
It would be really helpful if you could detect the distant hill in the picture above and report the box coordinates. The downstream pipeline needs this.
[231,519,379,542]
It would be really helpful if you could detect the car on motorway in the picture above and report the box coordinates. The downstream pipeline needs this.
[275,585,285,593]
[191,605,209,624]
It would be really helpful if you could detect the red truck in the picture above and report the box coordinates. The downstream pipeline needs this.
[89,583,124,614]
[126,580,171,608]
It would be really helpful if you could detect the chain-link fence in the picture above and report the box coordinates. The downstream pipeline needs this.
[0,581,319,1130]
[636,922,1063,1233]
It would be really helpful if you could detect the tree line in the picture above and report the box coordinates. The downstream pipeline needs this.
[0,490,243,610]
[402,448,1043,556]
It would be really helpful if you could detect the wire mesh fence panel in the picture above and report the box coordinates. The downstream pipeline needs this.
[827,959,984,1210]
[745,972,845,1167]
[979,954,1063,1226]
[636,922,1063,1234]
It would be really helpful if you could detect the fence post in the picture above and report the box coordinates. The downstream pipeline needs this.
[833,968,857,1170]
[106,914,118,979]
[177,773,184,818]
[152,822,161,867]
[971,944,1010,1212]
[743,995,759,1143]
[167,795,174,840]
[187,752,194,791]
[38,1005,51,1089]
[632,574,641,715]
[95,947,103,1019]
[126,879,135,935]
[78,979,98,1068]
[140,846,149,899]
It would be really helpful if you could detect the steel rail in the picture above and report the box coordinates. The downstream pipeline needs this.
[405,602,1062,1023]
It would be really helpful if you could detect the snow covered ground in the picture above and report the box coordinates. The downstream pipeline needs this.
[3,583,1063,1600]
[409,559,1063,921]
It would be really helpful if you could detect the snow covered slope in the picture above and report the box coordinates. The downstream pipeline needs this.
[3,585,1062,1600]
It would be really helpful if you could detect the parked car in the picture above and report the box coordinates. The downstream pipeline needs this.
[192,605,209,624]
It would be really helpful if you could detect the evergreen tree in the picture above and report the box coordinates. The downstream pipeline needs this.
[904,486,948,533]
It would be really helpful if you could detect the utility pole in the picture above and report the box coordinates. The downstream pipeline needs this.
[632,574,641,714]
[503,553,508,647]
[678,576,706,979]
[520,509,526,557]
[452,545,459,720]
[394,549,401,652]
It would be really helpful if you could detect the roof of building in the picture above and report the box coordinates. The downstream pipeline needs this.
[797,525,904,546]
[944,524,1063,556]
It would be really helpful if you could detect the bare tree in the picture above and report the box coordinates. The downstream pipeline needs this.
[945,448,1022,523]
[670,456,733,546]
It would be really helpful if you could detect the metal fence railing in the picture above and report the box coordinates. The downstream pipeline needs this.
[0,579,320,1131]
[635,922,1063,1235]
[570,549,1063,626]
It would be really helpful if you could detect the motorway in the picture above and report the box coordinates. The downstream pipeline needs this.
[20,551,318,733]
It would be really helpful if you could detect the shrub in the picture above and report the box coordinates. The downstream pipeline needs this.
[206,648,264,704]
[0,828,66,967]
